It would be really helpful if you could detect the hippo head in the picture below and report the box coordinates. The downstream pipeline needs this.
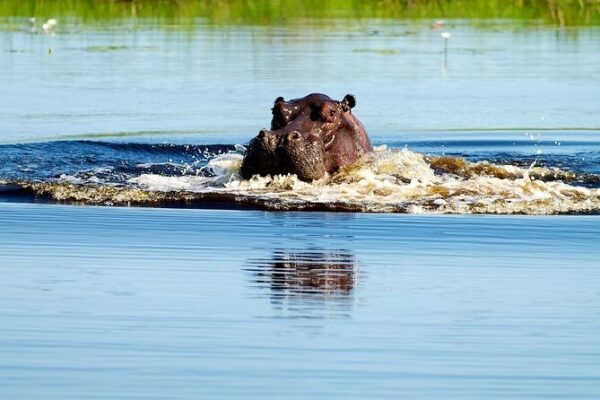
[241,93,371,182]
[270,93,356,131]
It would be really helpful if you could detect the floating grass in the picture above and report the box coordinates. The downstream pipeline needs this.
[84,45,129,52]
[353,48,400,55]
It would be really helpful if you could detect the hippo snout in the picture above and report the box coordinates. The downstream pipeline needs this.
[241,129,326,182]
[278,131,326,182]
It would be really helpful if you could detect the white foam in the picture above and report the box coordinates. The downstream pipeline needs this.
[59,174,86,185]
[47,148,600,214]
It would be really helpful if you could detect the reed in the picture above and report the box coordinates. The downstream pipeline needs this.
[0,0,598,26]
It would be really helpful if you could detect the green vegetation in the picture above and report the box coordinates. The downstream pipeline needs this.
[84,45,129,52]
[0,0,598,26]
[354,48,400,55]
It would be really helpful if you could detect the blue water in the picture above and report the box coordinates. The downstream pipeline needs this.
[1,204,600,399]
[1,19,599,144]
[1,16,600,399]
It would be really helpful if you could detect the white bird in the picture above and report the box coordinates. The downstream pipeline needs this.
[42,18,57,34]
[441,32,451,65]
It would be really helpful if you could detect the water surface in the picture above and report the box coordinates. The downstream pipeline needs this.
[1,204,600,399]
[1,12,600,399]
[1,19,599,143]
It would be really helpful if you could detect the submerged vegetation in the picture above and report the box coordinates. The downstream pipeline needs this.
[0,0,598,26]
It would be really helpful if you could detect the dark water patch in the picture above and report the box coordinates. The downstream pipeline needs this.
[0,140,237,183]
[388,138,600,154]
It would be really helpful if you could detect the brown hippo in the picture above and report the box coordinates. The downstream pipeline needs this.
[241,93,373,181]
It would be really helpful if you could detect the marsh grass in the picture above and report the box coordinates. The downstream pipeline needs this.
[0,0,598,26]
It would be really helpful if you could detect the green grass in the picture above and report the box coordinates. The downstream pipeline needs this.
[0,0,598,26]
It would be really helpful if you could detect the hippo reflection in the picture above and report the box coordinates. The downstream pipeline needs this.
[241,93,373,182]
[247,249,358,298]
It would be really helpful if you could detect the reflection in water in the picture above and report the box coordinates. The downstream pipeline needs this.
[246,249,359,317]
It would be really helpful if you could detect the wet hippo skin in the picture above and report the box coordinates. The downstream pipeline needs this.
[241,93,373,181]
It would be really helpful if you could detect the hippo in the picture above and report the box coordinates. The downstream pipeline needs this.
[241,93,373,181]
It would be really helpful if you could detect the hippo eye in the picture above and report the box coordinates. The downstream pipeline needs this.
[271,106,289,130]
[309,104,322,121]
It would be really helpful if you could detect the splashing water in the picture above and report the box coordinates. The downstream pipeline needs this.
[3,140,598,214]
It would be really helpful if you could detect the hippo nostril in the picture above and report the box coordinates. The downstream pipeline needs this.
[258,129,269,139]
[287,131,302,141]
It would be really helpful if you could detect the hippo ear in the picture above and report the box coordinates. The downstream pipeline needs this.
[274,96,285,105]
[341,94,356,111]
